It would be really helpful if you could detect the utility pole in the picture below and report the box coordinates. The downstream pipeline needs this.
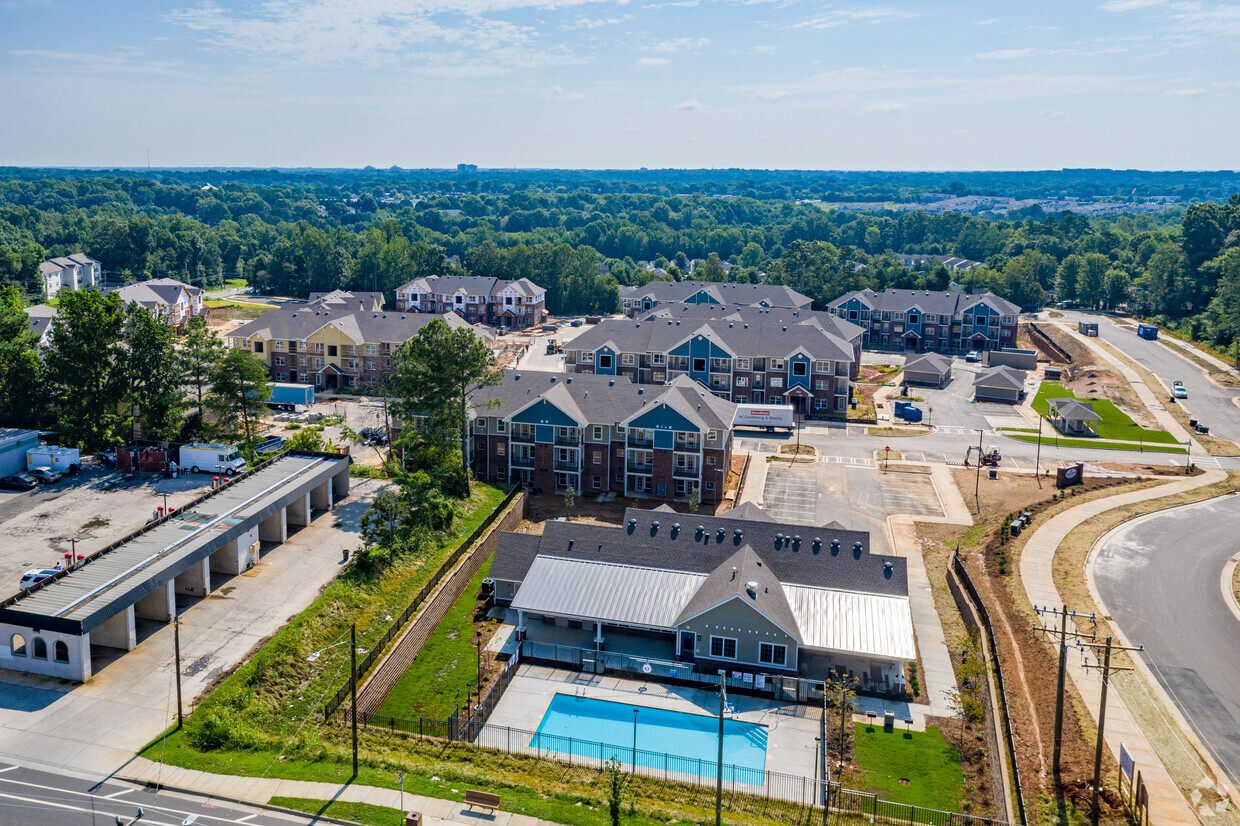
[1033,604,1095,775]
[716,670,727,826]
[1081,635,1142,824]
[820,683,830,825]
[1035,415,1044,488]
[974,429,984,513]
[351,622,359,779]
[173,615,184,729]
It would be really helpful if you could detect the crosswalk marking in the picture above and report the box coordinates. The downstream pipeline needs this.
[818,455,874,466]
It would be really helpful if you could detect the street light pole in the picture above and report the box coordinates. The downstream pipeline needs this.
[173,615,183,729]
[632,708,639,774]
[973,429,984,513]
[1035,415,1043,488]
[716,671,726,826]
[351,622,359,779]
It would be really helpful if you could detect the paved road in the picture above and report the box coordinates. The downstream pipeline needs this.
[0,763,307,826]
[1092,495,1240,786]
[1059,312,1240,449]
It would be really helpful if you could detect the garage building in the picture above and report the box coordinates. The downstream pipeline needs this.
[973,365,1028,403]
[901,352,953,387]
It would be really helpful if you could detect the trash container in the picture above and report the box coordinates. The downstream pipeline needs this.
[988,467,998,480]
[1189,418,1198,429]
[405,812,422,826]
[1197,424,1210,435]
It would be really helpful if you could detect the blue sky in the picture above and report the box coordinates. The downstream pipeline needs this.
[1,0,1237,169]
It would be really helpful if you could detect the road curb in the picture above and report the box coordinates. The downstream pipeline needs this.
[1221,553,1240,626]
[113,775,367,826]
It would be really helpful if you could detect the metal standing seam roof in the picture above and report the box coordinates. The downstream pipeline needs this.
[0,454,347,634]
[782,585,917,662]
[511,556,706,629]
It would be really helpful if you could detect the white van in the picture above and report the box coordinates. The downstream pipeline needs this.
[179,443,246,476]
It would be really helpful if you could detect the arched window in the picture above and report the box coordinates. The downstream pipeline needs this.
[32,637,47,660]
[53,641,69,664]
[10,634,26,658]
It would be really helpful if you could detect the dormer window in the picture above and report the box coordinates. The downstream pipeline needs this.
[907,312,919,325]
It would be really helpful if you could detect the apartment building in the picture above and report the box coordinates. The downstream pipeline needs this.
[38,253,101,299]
[619,280,812,318]
[564,312,861,418]
[227,291,481,389]
[394,275,546,327]
[110,277,205,328]
[467,371,735,504]
[827,288,1019,353]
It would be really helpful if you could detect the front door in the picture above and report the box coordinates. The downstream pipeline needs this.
[679,631,696,662]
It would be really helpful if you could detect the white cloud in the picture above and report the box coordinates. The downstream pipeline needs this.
[976,47,1048,59]
[865,101,906,112]
[1101,0,1164,10]
[1163,86,1205,95]
[642,0,697,6]
[674,98,702,110]
[1173,2,1240,36]
[754,44,780,54]
[566,13,633,28]
[543,85,586,100]
[652,36,708,52]
[751,89,789,100]
[635,55,669,66]
[1043,108,1070,122]
[790,7,914,29]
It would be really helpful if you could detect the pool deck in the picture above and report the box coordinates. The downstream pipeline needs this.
[486,663,825,780]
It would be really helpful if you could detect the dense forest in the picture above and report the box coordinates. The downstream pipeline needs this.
[0,169,1239,357]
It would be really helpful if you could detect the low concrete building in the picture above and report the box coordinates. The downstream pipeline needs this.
[984,348,1038,371]
[1047,398,1101,436]
[0,452,349,681]
[901,352,953,387]
[0,429,40,477]
[490,505,916,689]
[973,365,1028,403]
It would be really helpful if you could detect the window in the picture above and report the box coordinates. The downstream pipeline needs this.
[735,376,748,387]
[814,360,831,373]
[759,642,787,666]
[315,358,324,368]
[328,345,337,357]
[10,634,25,658]
[653,371,665,382]
[705,481,714,491]
[770,377,783,388]
[621,353,635,366]
[709,636,737,660]
[770,395,783,404]
[254,341,264,353]
[496,443,505,456]
[733,395,747,403]
[706,455,716,465]
[580,351,593,363]
[593,450,602,464]
[592,477,602,490]
[366,345,377,354]
[497,419,506,432]
[598,354,613,369]
[365,361,376,371]
[274,356,285,366]
[815,379,830,390]
[274,340,285,351]
[770,358,785,370]
[792,362,807,376]
[53,640,69,664]
[616,473,624,483]
[907,313,919,325]
[815,398,831,410]
[652,353,665,365]
[477,418,487,431]
[707,430,720,441]
[735,358,750,370]
[692,358,707,372]
[32,637,47,660]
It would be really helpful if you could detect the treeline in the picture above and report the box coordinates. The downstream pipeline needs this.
[0,288,267,451]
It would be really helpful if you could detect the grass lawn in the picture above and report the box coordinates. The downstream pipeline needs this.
[1032,382,1178,444]
[377,553,497,720]
[224,277,249,289]
[852,723,963,811]
[1001,432,1187,454]
[203,299,270,320]
[272,797,405,826]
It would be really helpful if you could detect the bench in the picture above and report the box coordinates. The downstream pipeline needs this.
[464,790,501,812]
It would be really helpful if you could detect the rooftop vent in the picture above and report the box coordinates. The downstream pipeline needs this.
[793,535,801,544]
[609,380,615,386]
[718,528,725,537]
[813,537,822,547]
[568,540,574,550]
[566,377,572,384]
[628,518,637,527]
[745,580,759,592]
[514,374,520,381]
[651,521,659,529]
[638,388,644,395]
[734,529,743,538]
[731,566,738,579]
[775,533,784,543]
[672,523,680,531]
[884,561,894,576]
[697,525,705,534]
[550,376,556,383]
[854,541,864,557]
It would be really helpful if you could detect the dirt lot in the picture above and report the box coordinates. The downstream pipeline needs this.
[916,470,1163,825]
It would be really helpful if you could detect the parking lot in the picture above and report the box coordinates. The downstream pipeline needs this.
[0,466,214,599]
[896,359,1037,430]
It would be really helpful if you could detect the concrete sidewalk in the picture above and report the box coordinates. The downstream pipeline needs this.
[122,756,563,826]
[1019,467,1227,826]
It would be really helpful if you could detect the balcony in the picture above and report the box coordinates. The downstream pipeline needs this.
[673,465,699,478]
[555,458,582,472]
[510,454,535,468]
[673,438,701,451]
[554,432,581,446]
[627,434,653,448]
[511,428,536,443]
[626,462,653,473]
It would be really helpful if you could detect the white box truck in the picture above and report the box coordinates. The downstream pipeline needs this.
[26,445,81,474]
[178,443,246,476]
[732,404,795,433]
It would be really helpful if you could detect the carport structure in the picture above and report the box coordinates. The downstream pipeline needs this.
[0,451,349,681]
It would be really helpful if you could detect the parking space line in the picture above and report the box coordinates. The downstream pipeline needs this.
[0,767,16,774]
[104,788,132,799]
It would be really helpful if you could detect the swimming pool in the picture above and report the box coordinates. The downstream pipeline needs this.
[530,694,768,781]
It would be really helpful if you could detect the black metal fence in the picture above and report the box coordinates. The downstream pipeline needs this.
[324,485,520,714]
[952,551,1028,826]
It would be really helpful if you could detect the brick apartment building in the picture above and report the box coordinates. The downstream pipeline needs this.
[826,288,1019,353]
[563,308,863,418]
[227,290,486,389]
[466,371,736,505]
[395,275,547,328]
[619,280,813,318]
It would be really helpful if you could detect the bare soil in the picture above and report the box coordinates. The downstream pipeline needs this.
[1091,462,1204,477]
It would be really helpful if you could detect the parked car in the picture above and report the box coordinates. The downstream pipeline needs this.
[19,568,59,590]
[0,473,38,491]
[569,320,583,327]
[965,350,982,363]
[1173,385,1188,399]
[27,467,62,485]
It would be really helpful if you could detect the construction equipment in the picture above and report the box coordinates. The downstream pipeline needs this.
[964,445,1001,467]
[545,338,561,355]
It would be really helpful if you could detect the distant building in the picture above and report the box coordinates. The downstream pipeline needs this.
[618,280,812,318]
[394,275,546,328]
[894,253,982,272]
[24,305,57,348]
[110,277,204,328]
[227,290,484,390]
[38,254,100,299]
[457,163,479,173]
[827,288,1019,353]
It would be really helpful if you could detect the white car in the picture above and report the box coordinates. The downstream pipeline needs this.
[19,568,59,590]
[1173,385,1188,399]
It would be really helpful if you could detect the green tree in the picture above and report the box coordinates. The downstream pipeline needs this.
[0,286,46,428]
[603,756,631,826]
[123,304,185,441]
[44,290,127,450]
[1055,254,1082,303]
[389,319,500,494]
[1078,253,1109,308]
[207,348,270,443]
[564,484,575,511]
[688,484,700,514]
[180,317,227,435]
[1103,268,1131,310]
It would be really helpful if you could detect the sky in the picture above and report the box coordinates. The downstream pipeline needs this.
[1,0,1237,170]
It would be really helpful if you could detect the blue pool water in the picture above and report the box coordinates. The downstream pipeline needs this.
[530,694,768,781]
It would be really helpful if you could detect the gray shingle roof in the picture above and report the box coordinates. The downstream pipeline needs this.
[828,288,1020,317]
[972,365,1027,391]
[1047,398,1101,421]
[492,505,902,597]
[903,352,953,376]
[229,302,476,345]
[619,280,811,309]
[635,304,864,344]
[398,275,545,299]
[674,544,803,641]
[569,316,855,363]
